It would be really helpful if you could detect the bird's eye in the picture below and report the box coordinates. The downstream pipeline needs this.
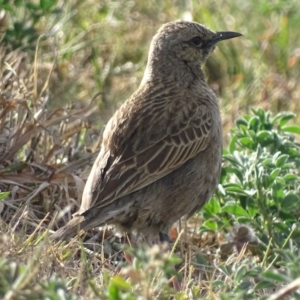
[190,36,202,46]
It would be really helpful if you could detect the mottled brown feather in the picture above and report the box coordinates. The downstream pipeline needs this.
[50,20,242,242]
[87,98,212,210]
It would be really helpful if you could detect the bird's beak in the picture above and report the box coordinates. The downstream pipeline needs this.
[205,31,242,48]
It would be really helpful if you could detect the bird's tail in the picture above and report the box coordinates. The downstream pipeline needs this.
[49,215,86,242]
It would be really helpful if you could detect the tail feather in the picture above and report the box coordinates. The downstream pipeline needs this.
[49,206,116,242]
[49,215,86,242]
[49,199,125,243]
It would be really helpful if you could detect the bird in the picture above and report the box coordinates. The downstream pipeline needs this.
[50,20,242,243]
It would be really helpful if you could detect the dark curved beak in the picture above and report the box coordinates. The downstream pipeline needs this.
[205,31,242,48]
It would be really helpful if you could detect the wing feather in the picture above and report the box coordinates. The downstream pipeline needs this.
[81,88,214,211]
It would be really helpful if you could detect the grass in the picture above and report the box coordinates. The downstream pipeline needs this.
[1,0,300,299]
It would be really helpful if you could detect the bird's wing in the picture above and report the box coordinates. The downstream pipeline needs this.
[83,90,214,211]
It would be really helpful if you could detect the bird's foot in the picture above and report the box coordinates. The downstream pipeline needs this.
[159,231,170,243]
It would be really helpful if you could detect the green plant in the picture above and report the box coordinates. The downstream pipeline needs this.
[103,244,180,300]
[0,258,78,299]
[201,109,300,257]
[1,0,62,49]
[213,249,300,299]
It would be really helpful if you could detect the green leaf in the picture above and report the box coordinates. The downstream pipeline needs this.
[108,284,119,300]
[272,181,284,202]
[248,129,256,139]
[223,183,244,193]
[202,220,218,230]
[40,0,58,10]
[212,280,225,288]
[256,130,274,146]
[254,280,275,290]
[223,154,243,167]
[240,124,248,133]
[256,130,273,140]
[261,270,288,283]
[229,134,238,153]
[236,118,248,128]
[221,204,249,217]
[111,276,131,291]
[235,265,247,282]
[270,168,281,181]
[204,197,221,214]
[1,4,13,11]
[218,184,226,196]
[253,107,266,123]
[239,137,254,149]
[284,147,298,157]
[217,264,232,276]
[278,113,295,127]
[26,2,40,10]
[275,154,289,167]
[235,281,253,292]
[283,173,298,182]
[261,158,274,167]
[223,167,244,184]
[245,266,264,278]
[0,191,9,200]
[248,116,260,131]
[272,112,295,126]
[247,205,259,218]
[281,125,300,135]
[261,174,271,188]
[281,193,300,211]
[223,184,255,197]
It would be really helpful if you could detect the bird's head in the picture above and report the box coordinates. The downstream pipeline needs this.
[150,21,242,66]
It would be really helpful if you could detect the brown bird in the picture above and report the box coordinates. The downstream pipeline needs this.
[50,21,242,243]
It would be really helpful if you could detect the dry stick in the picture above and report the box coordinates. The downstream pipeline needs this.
[268,277,300,300]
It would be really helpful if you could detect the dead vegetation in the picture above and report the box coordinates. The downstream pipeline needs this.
[0,46,100,235]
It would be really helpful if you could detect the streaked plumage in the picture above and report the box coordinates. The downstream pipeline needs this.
[50,21,242,242]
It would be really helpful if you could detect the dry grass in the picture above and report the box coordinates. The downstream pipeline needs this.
[0,46,100,232]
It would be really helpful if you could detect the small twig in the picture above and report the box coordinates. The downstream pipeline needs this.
[268,277,300,300]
